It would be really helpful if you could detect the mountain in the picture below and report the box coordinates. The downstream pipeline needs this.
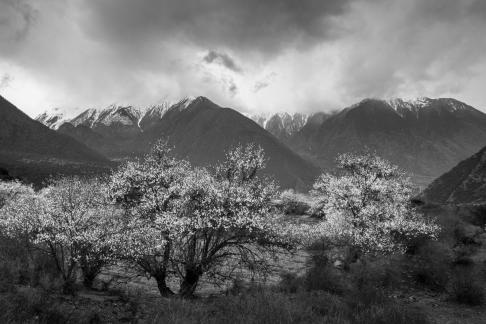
[0,96,112,184]
[36,108,70,130]
[53,105,146,160]
[38,97,319,189]
[421,145,486,204]
[249,112,308,143]
[289,98,486,188]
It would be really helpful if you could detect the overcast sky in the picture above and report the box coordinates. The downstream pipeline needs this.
[1,0,486,117]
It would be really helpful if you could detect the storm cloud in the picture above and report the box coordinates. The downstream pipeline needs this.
[1,0,486,116]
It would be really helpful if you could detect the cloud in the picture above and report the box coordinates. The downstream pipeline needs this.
[0,74,12,89]
[253,73,277,93]
[0,0,37,43]
[203,50,242,73]
[80,0,353,57]
[1,0,486,116]
[331,0,486,105]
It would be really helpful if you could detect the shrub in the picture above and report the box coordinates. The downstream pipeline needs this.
[149,290,349,324]
[454,223,482,245]
[0,288,68,323]
[350,257,403,291]
[278,272,305,293]
[411,241,452,291]
[0,235,61,292]
[450,276,485,306]
[147,288,429,324]
[351,302,429,324]
[303,255,347,294]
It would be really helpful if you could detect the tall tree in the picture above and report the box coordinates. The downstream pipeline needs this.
[109,140,189,296]
[172,145,296,297]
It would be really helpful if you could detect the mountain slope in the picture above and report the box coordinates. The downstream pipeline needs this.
[141,97,320,189]
[289,98,486,187]
[421,145,486,204]
[39,97,319,189]
[0,95,111,183]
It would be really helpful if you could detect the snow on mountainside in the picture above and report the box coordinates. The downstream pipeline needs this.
[248,112,309,140]
[70,109,99,127]
[386,97,474,117]
[37,97,198,131]
[35,108,73,130]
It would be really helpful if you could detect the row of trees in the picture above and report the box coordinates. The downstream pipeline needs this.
[0,143,439,298]
[0,142,296,297]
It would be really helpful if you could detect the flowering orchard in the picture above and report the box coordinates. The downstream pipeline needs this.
[0,146,440,298]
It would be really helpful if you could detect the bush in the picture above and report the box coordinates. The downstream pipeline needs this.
[0,288,68,323]
[351,302,429,324]
[350,257,403,291]
[0,235,62,292]
[278,272,305,293]
[346,283,429,324]
[450,276,485,306]
[303,255,348,294]
[411,241,452,291]
[149,290,349,324]
[148,287,429,324]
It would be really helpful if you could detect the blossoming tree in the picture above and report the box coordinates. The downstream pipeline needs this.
[110,142,299,298]
[109,140,190,296]
[310,152,439,256]
[0,177,120,291]
[171,144,297,297]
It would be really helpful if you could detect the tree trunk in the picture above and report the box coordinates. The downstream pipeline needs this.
[81,264,102,289]
[82,271,97,289]
[154,272,174,297]
[179,267,202,298]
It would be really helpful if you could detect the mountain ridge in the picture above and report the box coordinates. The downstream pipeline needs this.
[421,145,486,204]
[0,95,113,184]
[37,96,319,189]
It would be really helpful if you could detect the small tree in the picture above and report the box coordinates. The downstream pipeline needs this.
[0,177,120,291]
[109,140,190,296]
[310,152,439,256]
[0,181,42,267]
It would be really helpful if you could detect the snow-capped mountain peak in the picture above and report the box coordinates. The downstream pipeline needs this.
[384,97,472,117]
[248,112,309,139]
[35,107,74,130]
[95,104,142,127]
[69,108,99,127]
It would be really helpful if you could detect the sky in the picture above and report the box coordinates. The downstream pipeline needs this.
[1,0,486,117]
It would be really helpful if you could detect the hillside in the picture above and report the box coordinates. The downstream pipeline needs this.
[38,97,319,189]
[289,98,486,187]
[421,145,486,204]
[0,96,112,183]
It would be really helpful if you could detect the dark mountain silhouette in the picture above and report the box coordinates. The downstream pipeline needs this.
[421,145,486,204]
[289,98,486,188]
[41,97,319,189]
[0,96,112,183]
[142,97,319,189]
